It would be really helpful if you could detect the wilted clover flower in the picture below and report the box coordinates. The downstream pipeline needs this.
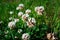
[22,14,29,21]
[18,12,23,17]
[35,6,44,15]
[16,4,24,10]
[47,33,52,40]
[18,29,22,33]
[25,9,31,14]
[26,17,36,28]
[22,33,30,40]
[8,21,16,29]
[52,35,55,40]
[46,33,56,40]
[52,33,56,40]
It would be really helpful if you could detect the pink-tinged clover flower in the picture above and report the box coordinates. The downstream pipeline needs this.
[35,6,44,15]
[22,33,30,40]
[16,4,24,10]
[8,21,16,29]
[22,14,29,21]
[26,17,36,28]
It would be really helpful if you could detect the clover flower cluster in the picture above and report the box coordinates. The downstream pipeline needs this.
[6,3,57,40]
[8,3,35,40]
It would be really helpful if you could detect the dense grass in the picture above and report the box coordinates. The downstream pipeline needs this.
[0,0,60,40]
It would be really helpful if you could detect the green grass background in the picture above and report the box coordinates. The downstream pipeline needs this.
[0,0,60,40]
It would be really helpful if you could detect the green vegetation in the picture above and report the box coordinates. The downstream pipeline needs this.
[0,0,60,40]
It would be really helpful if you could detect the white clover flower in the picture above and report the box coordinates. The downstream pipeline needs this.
[26,17,36,27]
[22,14,29,21]
[19,4,24,7]
[9,17,13,20]
[39,6,44,11]
[35,6,44,15]
[18,29,22,33]
[22,33,30,40]
[26,21,34,28]
[8,21,16,29]
[18,12,23,17]
[9,11,13,14]
[28,17,36,24]
[47,33,52,40]
[35,6,42,15]
[25,9,31,14]
[15,36,18,39]
[16,7,20,10]
[47,33,56,40]
[16,4,24,10]
[35,6,39,12]
[14,18,19,23]
[38,6,44,13]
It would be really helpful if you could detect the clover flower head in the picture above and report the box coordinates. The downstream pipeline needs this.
[22,14,29,21]
[47,33,52,40]
[19,4,24,7]
[18,29,22,33]
[22,33,30,40]
[8,21,16,29]
[16,7,20,10]
[16,4,24,10]
[10,11,13,14]
[35,6,44,15]
[18,12,23,17]
[35,6,39,12]
[25,9,31,14]
[26,17,36,27]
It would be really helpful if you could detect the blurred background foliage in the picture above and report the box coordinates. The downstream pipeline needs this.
[0,0,60,40]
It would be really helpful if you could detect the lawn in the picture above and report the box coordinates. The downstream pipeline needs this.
[0,0,60,40]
